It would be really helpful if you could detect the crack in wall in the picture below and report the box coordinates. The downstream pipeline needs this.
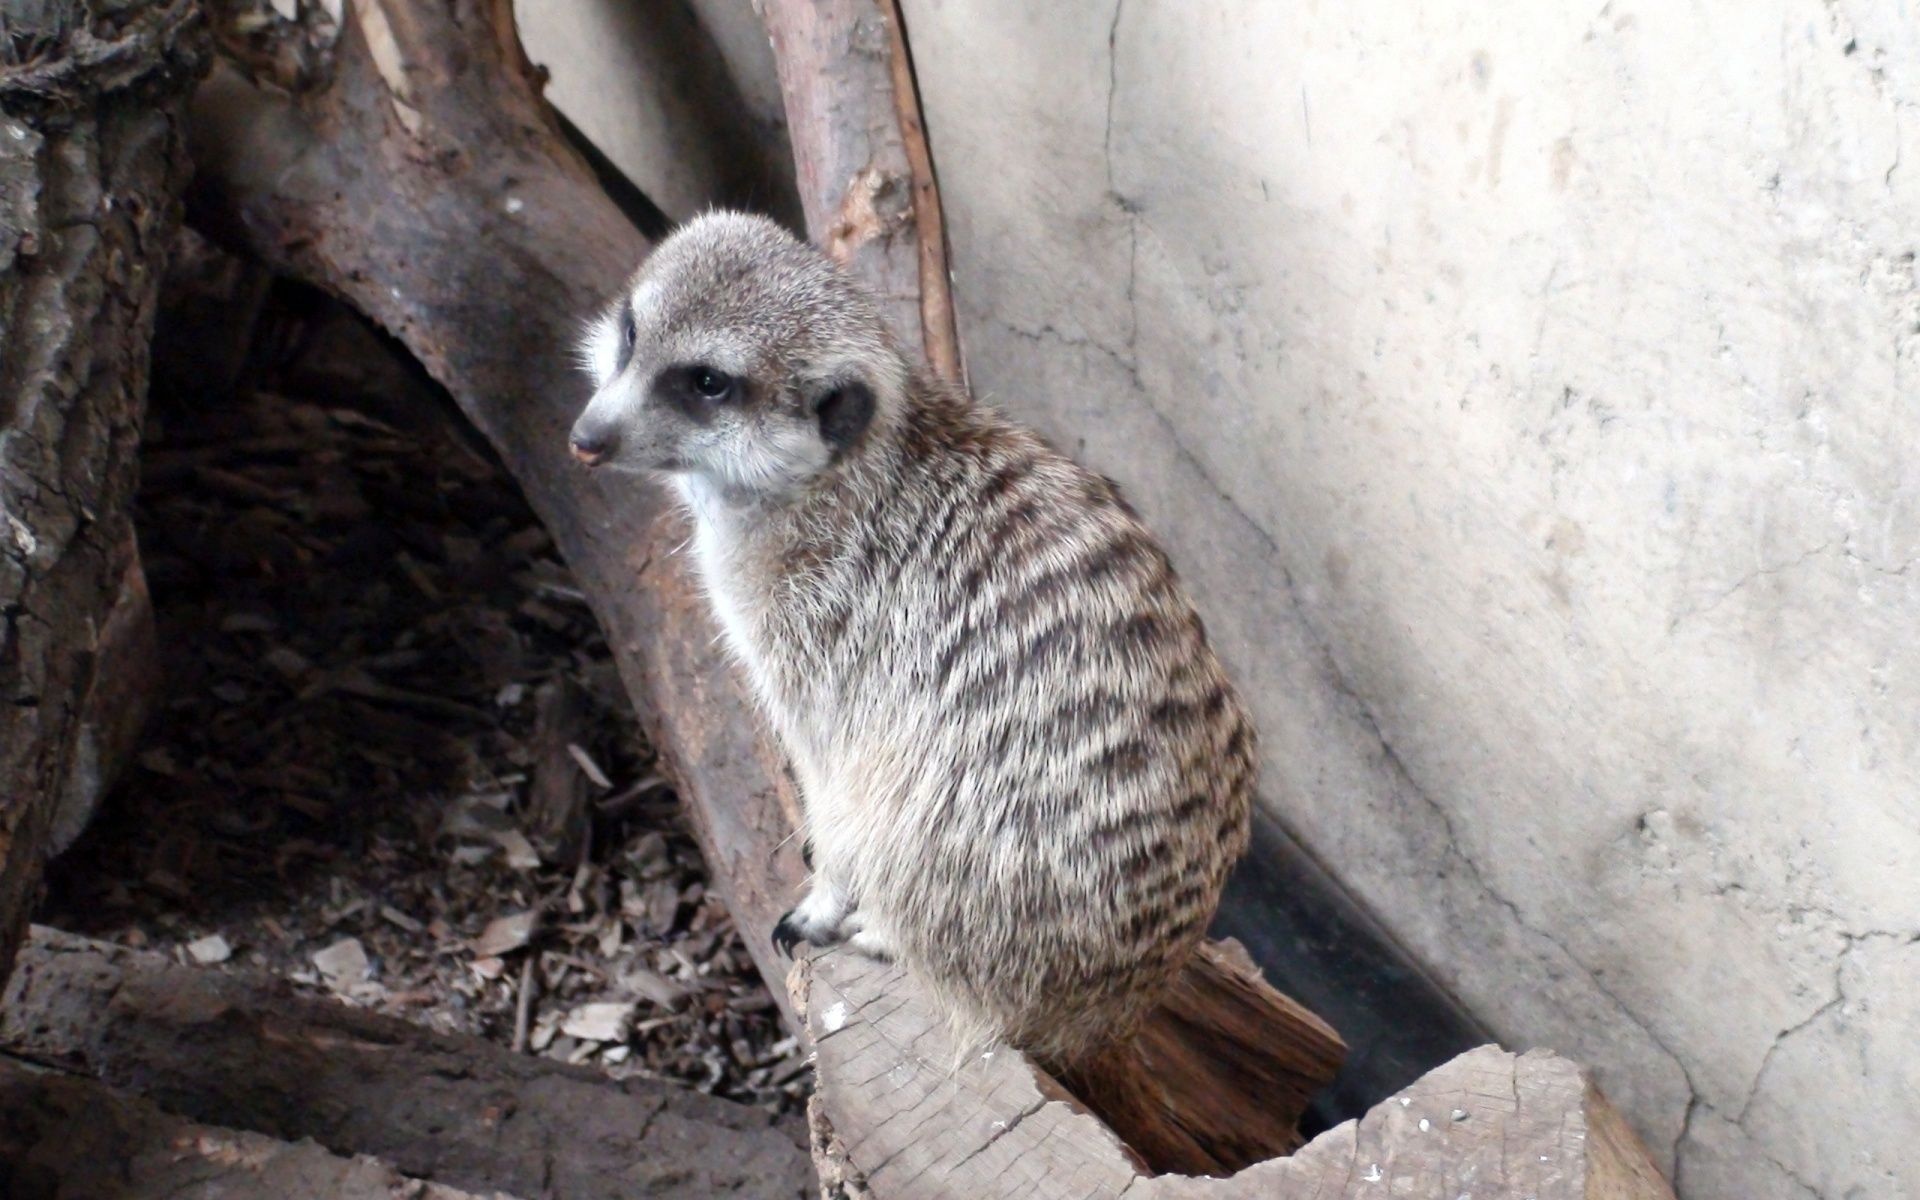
[1665,539,1838,634]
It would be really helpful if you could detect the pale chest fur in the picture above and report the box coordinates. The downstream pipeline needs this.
[680,482,856,799]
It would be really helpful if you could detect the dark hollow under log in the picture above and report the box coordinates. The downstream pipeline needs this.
[0,0,205,991]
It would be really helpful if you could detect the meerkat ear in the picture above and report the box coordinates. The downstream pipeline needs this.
[808,377,877,455]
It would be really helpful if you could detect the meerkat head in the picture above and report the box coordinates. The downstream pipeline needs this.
[569,211,909,499]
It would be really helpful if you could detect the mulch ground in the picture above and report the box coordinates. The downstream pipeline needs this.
[41,263,806,1115]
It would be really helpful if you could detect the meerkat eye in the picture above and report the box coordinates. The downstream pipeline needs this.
[691,366,735,401]
[620,311,637,360]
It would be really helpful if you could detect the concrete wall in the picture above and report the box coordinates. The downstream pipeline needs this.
[895,2,1918,1197]
[520,2,1919,1196]
[513,0,797,226]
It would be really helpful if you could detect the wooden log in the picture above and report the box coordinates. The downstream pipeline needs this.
[1,926,814,1199]
[794,949,1675,1199]
[0,0,206,990]
[0,1056,521,1200]
[759,0,963,384]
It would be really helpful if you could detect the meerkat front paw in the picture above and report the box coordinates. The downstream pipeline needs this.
[771,882,853,957]
[845,926,896,963]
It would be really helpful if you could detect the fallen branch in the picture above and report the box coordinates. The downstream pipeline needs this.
[0,927,813,1199]
[0,1056,519,1200]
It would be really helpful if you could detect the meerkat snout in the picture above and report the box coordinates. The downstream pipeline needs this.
[568,425,614,466]
[574,212,1255,1072]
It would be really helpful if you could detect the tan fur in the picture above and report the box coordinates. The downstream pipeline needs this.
[571,212,1254,1069]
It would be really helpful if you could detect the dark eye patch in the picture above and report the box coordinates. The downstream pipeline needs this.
[653,363,744,423]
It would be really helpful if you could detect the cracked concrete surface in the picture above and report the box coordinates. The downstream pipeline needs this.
[897,1,1920,1196]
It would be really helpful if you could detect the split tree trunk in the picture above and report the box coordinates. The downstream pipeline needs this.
[0,0,204,990]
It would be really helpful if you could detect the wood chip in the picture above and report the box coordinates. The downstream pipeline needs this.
[470,910,536,958]
[620,966,691,1012]
[566,743,613,789]
[186,934,232,964]
[561,1001,636,1042]
[312,937,370,992]
[380,905,423,933]
[493,828,541,870]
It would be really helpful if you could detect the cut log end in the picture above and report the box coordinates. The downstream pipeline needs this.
[789,939,1343,1183]
[793,948,1676,1199]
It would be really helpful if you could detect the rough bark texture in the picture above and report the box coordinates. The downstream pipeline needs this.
[0,1056,520,1200]
[0,0,205,990]
[1,927,814,1199]
[796,949,1675,1199]
[758,0,962,384]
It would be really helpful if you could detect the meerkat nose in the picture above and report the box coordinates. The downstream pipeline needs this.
[569,426,615,466]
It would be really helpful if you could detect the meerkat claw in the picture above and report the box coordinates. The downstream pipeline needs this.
[771,909,804,958]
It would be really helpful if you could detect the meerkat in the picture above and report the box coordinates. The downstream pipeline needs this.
[569,212,1255,1070]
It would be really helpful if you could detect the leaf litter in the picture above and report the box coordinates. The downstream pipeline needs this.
[40,268,808,1114]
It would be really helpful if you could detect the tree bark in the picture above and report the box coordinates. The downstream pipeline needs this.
[1,926,814,1200]
[758,0,963,385]
[0,0,205,989]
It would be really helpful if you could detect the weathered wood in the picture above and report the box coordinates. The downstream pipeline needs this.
[1,927,813,1199]
[1060,939,1344,1170]
[0,0,206,990]
[795,950,1674,1199]
[47,527,158,856]
[0,1056,520,1200]
[758,0,963,384]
